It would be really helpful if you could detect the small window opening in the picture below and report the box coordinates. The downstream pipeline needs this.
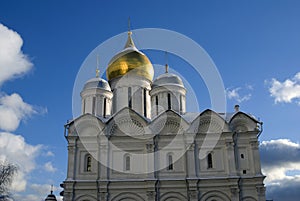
[241,154,244,159]
[155,96,158,115]
[167,154,173,170]
[125,155,130,171]
[103,98,107,118]
[207,153,213,169]
[243,170,247,174]
[128,87,132,108]
[167,93,171,110]
[86,155,92,172]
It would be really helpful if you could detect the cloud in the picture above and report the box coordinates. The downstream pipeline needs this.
[0,132,42,192]
[0,93,42,132]
[43,162,57,173]
[0,23,33,86]
[0,24,53,201]
[226,85,252,103]
[260,139,300,200]
[45,151,54,157]
[267,72,300,105]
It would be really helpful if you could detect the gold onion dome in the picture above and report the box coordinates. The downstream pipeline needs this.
[106,31,154,81]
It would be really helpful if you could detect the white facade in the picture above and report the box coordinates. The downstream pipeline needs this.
[62,32,266,201]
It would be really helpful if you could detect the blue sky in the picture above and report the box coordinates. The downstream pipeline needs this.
[0,1,300,200]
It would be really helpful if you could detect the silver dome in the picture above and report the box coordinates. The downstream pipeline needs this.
[152,73,184,87]
[83,77,111,91]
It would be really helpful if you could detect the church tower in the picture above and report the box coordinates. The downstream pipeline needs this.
[106,30,153,118]
[80,64,113,118]
[151,64,186,117]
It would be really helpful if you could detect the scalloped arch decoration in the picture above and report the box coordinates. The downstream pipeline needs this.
[242,196,257,201]
[75,194,97,201]
[111,192,145,201]
[160,192,187,201]
[151,118,187,134]
[199,190,230,201]
[109,117,145,136]
[197,116,223,133]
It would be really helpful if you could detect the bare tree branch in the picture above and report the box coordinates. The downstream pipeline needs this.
[0,161,18,195]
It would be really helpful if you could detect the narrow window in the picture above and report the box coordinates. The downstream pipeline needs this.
[103,98,107,118]
[143,89,147,117]
[167,154,173,170]
[243,170,247,174]
[207,153,213,169]
[179,95,183,113]
[125,155,130,171]
[241,154,244,159]
[155,95,159,115]
[85,155,92,172]
[128,87,132,108]
[167,93,171,110]
[92,97,96,115]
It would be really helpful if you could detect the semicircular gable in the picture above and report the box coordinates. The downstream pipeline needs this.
[229,112,260,132]
[160,192,187,201]
[72,114,105,137]
[189,109,229,133]
[111,192,144,201]
[75,194,97,201]
[107,108,148,136]
[199,190,230,201]
[150,110,189,134]
[242,196,257,201]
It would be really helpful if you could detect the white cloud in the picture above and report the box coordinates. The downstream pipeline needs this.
[45,151,55,157]
[0,24,53,200]
[0,132,42,192]
[0,24,33,86]
[260,139,300,200]
[44,162,57,173]
[13,184,62,201]
[0,93,39,132]
[226,86,252,103]
[268,72,300,105]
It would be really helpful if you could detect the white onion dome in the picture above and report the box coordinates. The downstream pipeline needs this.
[83,77,111,91]
[152,73,184,88]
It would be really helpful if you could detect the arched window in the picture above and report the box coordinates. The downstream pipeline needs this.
[155,95,159,115]
[167,153,173,170]
[179,95,183,113]
[124,154,130,171]
[103,98,107,117]
[167,93,171,110]
[207,153,213,169]
[85,154,92,172]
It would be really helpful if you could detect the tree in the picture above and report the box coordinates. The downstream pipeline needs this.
[0,162,18,196]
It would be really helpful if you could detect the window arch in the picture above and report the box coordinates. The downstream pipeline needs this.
[124,154,131,171]
[85,154,92,172]
[167,153,173,170]
[207,153,213,169]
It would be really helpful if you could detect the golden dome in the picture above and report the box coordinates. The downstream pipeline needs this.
[106,32,154,81]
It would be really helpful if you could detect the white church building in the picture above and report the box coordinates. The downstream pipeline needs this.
[61,30,266,201]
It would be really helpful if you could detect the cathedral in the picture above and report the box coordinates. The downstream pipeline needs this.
[61,30,266,201]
